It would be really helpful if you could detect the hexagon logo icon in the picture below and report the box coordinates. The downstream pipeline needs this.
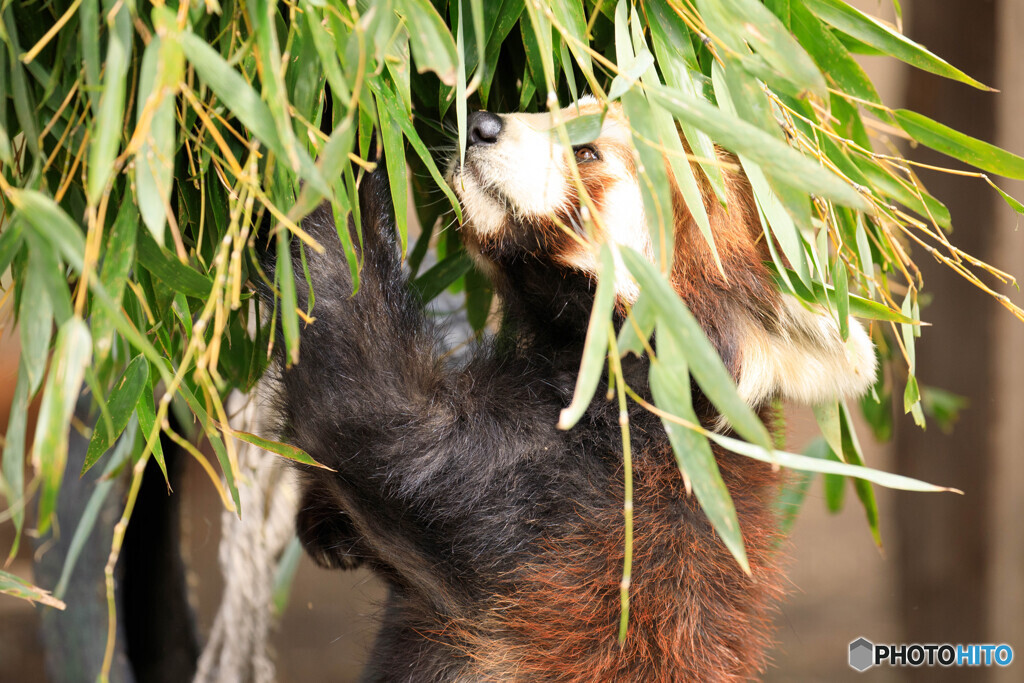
[849,637,875,672]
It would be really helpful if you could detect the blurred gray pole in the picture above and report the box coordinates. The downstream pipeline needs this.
[896,1,1000,680]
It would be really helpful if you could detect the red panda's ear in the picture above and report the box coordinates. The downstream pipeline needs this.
[733,296,877,407]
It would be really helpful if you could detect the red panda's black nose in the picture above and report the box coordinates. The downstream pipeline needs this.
[467,111,503,147]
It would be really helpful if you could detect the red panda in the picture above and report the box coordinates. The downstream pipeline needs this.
[259,99,876,681]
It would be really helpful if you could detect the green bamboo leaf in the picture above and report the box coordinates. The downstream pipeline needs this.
[835,258,850,340]
[33,317,93,536]
[645,1,727,204]
[86,0,131,204]
[398,0,459,86]
[854,214,876,297]
[635,46,718,274]
[920,385,968,433]
[617,290,655,357]
[707,430,958,493]
[608,50,654,101]
[82,355,150,475]
[712,60,817,275]
[276,229,300,366]
[465,265,493,332]
[789,0,881,105]
[776,466,814,535]
[272,537,303,615]
[0,569,66,610]
[895,109,1024,180]
[697,0,826,99]
[135,33,182,246]
[173,373,241,513]
[523,0,556,92]
[558,245,616,430]
[646,82,869,211]
[620,90,675,270]
[231,429,332,470]
[375,89,410,255]
[769,265,917,324]
[804,0,992,90]
[549,0,593,80]
[7,188,85,270]
[2,9,41,178]
[80,0,100,119]
[412,252,474,303]
[652,321,750,574]
[19,244,56,395]
[136,377,167,484]
[553,112,606,145]
[812,400,844,461]
[0,221,23,275]
[810,437,847,512]
[478,0,525,105]
[620,248,774,450]
[93,191,139,361]
[2,365,30,561]
[990,181,1024,215]
[136,228,212,299]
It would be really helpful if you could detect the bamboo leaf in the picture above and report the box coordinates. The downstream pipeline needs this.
[276,229,300,366]
[0,569,66,610]
[411,252,473,303]
[2,366,30,560]
[93,190,139,360]
[841,402,881,547]
[804,0,992,90]
[179,30,330,197]
[135,34,182,246]
[86,0,131,204]
[231,429,332,470]
[82,355,150,475]
[7,188,86,270]
[398,0,459,85]
[32,317,93,536]
[136,228,212,299]
[558,245,616,430]
[19,243,56,395]
[646,83,869,211]
[895,109,1024,180]
[708,431,958,493]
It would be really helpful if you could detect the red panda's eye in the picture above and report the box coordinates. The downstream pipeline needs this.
[573,145,600,163]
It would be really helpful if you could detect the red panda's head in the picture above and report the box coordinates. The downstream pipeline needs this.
[447,99,876,408]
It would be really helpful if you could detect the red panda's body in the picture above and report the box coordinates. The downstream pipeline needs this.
[259,102,875,681]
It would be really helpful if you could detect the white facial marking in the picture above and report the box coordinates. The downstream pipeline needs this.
[450,171,507,237]
[454,112,569,219]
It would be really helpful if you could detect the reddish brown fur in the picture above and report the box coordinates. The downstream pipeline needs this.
[438,441,782,682]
